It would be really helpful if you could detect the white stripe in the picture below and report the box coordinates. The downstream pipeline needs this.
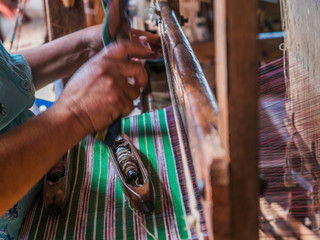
[152,111,180,239]
[52,215,60,240]
[43,215,51,239]
[33,204,44,240]
[75,136,95,239]
[152,213,158,239]
[165,108,200,239]
[143,114,159,239]
[19,196,39,239]
[120,115,127,240]
[93,141,102,239]
[131,116,147,239]
[150,112,169,237]
[122,193,127,240]
[63,142,82,240]
[105,158,116,239]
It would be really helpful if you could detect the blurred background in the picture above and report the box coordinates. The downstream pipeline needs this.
[0,0,282,109]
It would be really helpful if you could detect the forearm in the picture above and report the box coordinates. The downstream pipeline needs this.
[17,30,91,90]
[0,104,86,216]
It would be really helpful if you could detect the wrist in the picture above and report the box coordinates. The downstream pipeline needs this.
[80,25,104,59]
[45,101,90,144]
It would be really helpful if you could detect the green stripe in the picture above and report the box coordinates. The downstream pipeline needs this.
[144,112,166,240]
[124,117,134,240]
[159,110,189,239]
[96,142,109,237]
[115,179,124,239]
[115,119,124,239]
[65,138,88,239]
[137,113,155,239]
[54,140,87,238]
[23,108,195,239]
[86,139,101,239]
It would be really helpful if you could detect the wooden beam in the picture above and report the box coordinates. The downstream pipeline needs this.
[214,0,259,239]
[159,3,229,239]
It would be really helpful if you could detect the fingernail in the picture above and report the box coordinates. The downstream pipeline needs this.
[139,36,147,41]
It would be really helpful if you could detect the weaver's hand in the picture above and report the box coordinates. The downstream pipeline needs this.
[130,29,162,59]
[81,24,104,59]
[56,41,152,135]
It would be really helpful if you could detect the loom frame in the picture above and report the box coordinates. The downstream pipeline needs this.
[159,0,259,239]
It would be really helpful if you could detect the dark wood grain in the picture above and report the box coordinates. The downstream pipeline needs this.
[158,2,229,239]
[44,0,86,40]
[166,0,180,20]
[215,0,259,239]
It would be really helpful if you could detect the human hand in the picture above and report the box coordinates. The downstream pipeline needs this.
[56,41,153,135]
[130,29,162,59]
[81,24,104,59]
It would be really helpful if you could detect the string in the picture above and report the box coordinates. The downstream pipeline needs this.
[126,197,158,240]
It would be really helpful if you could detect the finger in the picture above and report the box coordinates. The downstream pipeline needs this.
[116,60,148,88]
[111,87,134,117]
[116,76,141,100]
[130,29,161,46]
[103,41,153,60]
[148,51,162,60]
[105,87,129,116]
[121,97,135,117]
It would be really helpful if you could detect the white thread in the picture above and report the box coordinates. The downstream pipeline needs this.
[125,197,158,240]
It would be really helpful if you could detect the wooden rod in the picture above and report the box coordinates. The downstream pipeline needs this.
[159,2,229,239]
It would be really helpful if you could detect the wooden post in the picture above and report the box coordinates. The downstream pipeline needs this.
[44,0,87,86]
[214,0,259,240]
[44,0,86,40]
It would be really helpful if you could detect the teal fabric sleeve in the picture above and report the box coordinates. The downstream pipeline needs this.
[102,0,112,46]
[0,42,42,239]
[0,43,35,132]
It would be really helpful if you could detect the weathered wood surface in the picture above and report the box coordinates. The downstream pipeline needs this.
[158,1,228,239]
[259,38,283,64]
[44,0,86,40]
[215,0,259,239]
[167,0,180,20]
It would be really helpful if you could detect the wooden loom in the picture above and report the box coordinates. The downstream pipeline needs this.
[43,0,259,239]
[157,0,258,239]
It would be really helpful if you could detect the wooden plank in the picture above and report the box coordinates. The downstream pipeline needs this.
[214,0,259,239]
[158,2,229,239]
[44,0,86,40]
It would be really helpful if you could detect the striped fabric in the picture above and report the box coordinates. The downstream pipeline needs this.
[19,106,208,240]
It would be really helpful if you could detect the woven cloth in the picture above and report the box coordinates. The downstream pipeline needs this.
[19,106,208,240]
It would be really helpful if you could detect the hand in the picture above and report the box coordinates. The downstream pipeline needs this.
[130,29,162,59]
[56,41,153,135]
[81,24,104,59]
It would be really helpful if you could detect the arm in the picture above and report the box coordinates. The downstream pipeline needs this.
[17,26,161,90]
[0,41,152,216]
[17,25,103,90]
